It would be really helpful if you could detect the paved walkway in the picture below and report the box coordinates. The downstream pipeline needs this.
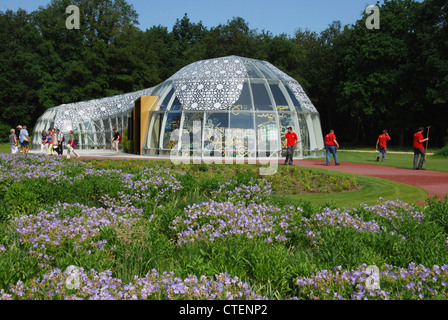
[288,159,448,201]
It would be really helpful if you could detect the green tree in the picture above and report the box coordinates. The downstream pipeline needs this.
[203,17,257,58]
[335,0,431,145]
[172,13,208,65]
[0,9,44,132]
[295,22,349,132]
[31,0,141,108]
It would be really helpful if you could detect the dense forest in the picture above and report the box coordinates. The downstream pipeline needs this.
[0,0,447,147]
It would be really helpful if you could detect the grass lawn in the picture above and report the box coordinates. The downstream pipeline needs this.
[317,150,448,173]
[0,143,11,154]
[273,172,428,209]
[1,150,448,301]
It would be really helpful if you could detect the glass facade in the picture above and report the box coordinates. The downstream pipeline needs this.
[32,56,324,158]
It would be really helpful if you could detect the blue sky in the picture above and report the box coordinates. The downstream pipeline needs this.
[1,0,384,35]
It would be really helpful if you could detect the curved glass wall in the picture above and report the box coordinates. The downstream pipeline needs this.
[144,56,324,158]
[32,56,324,158]
[32,88,154,150]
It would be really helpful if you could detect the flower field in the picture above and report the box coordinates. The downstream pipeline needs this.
[0,154,447,300]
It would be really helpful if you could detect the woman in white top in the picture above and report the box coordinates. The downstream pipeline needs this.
[9,129,18,154]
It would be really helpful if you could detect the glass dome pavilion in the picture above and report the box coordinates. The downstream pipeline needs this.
[33,56,324,158]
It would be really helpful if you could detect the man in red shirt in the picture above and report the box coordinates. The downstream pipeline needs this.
[284,127,299,165]
[376,130,391,162]
[413,127,429,170]
[324,129,340,166]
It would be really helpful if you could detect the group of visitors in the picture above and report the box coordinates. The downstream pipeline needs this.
[284,126,430,170]
[41,128,79,158]
[8,125,80,159]
[9,125,30,155]
[41,128,63,156]
[9,126,121,157]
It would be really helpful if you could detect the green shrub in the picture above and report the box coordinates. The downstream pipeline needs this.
[435,144,448,157]
[4,182,42,217]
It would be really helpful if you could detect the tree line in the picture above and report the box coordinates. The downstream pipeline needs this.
[0,0,447,147]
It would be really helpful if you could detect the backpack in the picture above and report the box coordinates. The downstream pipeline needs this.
[118,134,122,142]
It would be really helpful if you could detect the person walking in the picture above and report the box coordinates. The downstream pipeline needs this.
[284,127,299,165]
[45,128,55,156]
[41,130,48,153]
[66,130,80,159]
[376,130,391,162]
[324,129,340,166]
[16,125,22,150]
[56,129,64,156]
[19,125,30,155]
[413,127,429,170]
[112,128,121,155]
[9,129,18,154]
[51,129,59,155]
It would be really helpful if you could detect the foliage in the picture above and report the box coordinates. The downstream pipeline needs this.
[0,0,446,147]
[1,155,448,300]
[435,145,448,157]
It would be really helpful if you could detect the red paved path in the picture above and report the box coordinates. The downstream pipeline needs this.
[289,159,448,202]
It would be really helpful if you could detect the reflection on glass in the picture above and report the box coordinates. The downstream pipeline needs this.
[169,96,182,111]
[149,113,162,154]
[252,83,274,111]
[297,113,310,154]
[159,87,174,111]
[230,112,253,130]
[182,113,203,154]
[256,113,278,146]
[231,82,253,111]
[285,86,302,112]
[163,113,181,150]
[204,113,228,155]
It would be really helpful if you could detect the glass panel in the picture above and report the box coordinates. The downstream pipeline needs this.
[278,113,299,151]
[230,82,252,111]
[251,83,274,111]
[229,112,253,130]
[269,84,290,111]
[205,112,228,128]
[285,86,302,112]
[256,112,279,157]
[229,112,255,157]
[255,112,279,144]
[104,119,112,147]
[159,87,174,111]
[169,96,182,111]
[110,118,117,131]
[245,62,265,78]
[204,112,228,156]
[162,112,181,150]
[256,62,278,79]
[297,113,310,155]
[181,112,203,155]
[149,113,163,154]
